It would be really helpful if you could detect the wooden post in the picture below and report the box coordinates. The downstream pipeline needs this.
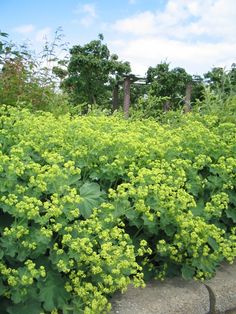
[184,83,192,113]
[112,84,119,112]
[163,100,171,112]
[124,76,131,118]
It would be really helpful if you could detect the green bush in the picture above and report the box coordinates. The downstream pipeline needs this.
[0,104,235,313]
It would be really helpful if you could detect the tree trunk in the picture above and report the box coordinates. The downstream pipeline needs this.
[163,100,171,112]
[124,77,131,118]
[184,83,192,113]
[112,84,119,112]
[92,94,96,105]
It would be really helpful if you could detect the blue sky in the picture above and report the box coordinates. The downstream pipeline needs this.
[1,0,236,75]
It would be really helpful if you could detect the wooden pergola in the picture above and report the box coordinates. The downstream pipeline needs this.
[112,74,192,118]
[112,74,146,118]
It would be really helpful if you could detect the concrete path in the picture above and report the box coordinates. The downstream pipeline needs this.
[110,262,236,314]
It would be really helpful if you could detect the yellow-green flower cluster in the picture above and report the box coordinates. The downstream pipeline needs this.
[0,259,46,292]
[0,105,235,313]
[50,211,144,312]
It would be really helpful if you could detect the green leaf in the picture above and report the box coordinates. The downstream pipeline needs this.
[0,32,8,38]
[164,224,176,237]
[142,215,158,235]
[190,199,205,217]
[181,264,195,280]
[113,199,130,218]
[228,191,236,205]
[206,175,223,190]
[7,300,42,314]
[67,173,81,185]
[207,236,219,251]
[192,256,218,274]
[0,237,18,258]
[38,271,69,312]
[159,212,171,229]
[125,210,142,228]
[11,284,38,304]
[79,182,104,218]
[0,279,5,295]
[226,207,236,222]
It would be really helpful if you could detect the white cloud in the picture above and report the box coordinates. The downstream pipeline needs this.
[110,37,236,75]
[82,3,96,17]
[80,16,94,27]
[74,3,97,27]
[114,11,156,35]
[35,27,52,43]
[191,0,236,40]
[110,0,236,75]
[113,0,236,40]
[14,24,35,34]
[128,0,136,4]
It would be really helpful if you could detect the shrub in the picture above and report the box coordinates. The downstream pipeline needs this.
[0,104,235,313]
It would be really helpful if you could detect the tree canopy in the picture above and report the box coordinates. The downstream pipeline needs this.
[0,31,235,115]
[146,62,193,109]
[60,34,131,108]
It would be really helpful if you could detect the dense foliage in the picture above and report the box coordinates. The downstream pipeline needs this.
[0,29,236,313]
[204,64,236,98]
[58,34,131,109]
[0,97,235,313]
[146,62,193,109]
[1,31,236,115]
[0,30,68,113]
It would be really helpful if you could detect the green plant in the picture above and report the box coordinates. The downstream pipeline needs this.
[204,65,236,99]
[0,100,235,312]
[0,30,70,113]
[58,34,131,109]
[130,94,168,119]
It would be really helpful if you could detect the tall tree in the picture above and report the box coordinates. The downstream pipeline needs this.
[204,65,236,97]
[60,34,131,108]
[146,62,192,110]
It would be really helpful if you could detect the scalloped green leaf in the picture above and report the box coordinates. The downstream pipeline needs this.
[78,182,105,218]
[181,264,195,280]
[38,271,69,312]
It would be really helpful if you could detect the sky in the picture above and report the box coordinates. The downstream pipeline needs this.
[1,0,236,76]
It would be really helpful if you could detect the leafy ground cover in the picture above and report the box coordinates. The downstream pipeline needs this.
[0,104,235,313]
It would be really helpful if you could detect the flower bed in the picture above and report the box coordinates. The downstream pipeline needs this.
[0,106,235,313]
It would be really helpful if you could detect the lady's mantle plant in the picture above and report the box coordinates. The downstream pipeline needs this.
[0,104,235,313]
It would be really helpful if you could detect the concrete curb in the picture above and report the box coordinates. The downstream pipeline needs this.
[204,262,236,314]
[110,263,236,314]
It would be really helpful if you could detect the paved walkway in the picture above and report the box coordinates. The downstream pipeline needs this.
[110,262,236,314]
